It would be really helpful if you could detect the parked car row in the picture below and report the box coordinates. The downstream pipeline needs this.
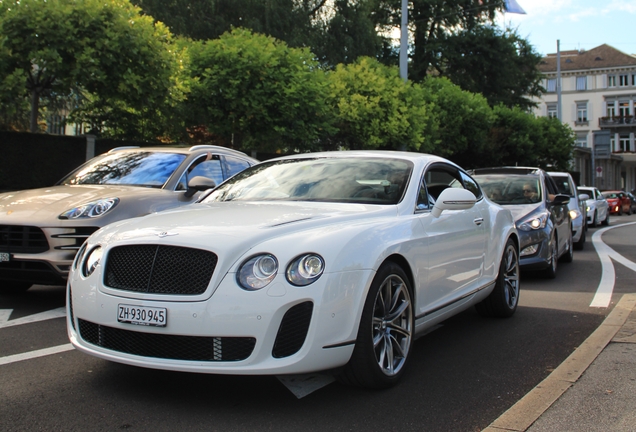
[1,147,632,390]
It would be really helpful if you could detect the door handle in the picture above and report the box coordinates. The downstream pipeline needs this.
[474,218,484,225]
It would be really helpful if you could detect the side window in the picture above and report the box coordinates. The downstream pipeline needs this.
[460,171,482,199]
[423,165,464,201]
[176,154,223,191]
[416,177,430,210]
[544,175,558,200]
[225,156,252,178]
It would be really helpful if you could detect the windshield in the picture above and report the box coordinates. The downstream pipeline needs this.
[60,151,187,188]
[602,192,619,199]
[473,174,542,205]
[202,157,413,205]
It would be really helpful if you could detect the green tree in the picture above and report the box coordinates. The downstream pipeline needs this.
[326,57,431,151]
[441,26,543,109]
[419,76,494,168]
[486,105,574,170]
[185,28,336,152]
[0,0,186,139]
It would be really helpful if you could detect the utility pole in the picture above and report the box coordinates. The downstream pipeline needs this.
[399,0,408,81]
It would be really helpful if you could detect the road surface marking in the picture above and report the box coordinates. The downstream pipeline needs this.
[0,343,74,367]
[0,307,66,329]
[590,221,636,308]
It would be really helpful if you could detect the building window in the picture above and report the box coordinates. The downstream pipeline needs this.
[547,103,557,118]
[576,76,587,90]
[607,101,616,117]
[619,135,630,152]
[608,75,617,87]
[546,79,556,92]
[632,74,636,86]
[576,134,587,147]
[619,74,630,86]
[619,101,630,117]
[576,102,588,123]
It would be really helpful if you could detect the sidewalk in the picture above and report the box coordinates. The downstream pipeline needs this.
[484,293,636,432]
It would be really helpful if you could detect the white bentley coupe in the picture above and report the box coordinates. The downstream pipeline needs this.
[67,151,519,389]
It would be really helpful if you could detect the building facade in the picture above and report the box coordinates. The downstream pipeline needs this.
[534,44,636,192]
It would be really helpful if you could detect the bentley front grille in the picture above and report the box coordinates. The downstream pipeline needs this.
[104,244,217,295]
[78,319,255,361]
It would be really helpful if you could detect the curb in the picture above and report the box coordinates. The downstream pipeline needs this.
[483,293,636,432]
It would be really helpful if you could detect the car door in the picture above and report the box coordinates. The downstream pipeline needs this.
[544,174,570,255]
[595,189,608,220]
[415,163,486,312]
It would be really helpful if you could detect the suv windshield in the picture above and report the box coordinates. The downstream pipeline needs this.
[202,157,413,205]
[59,151,187,188]
[472,174,542,205]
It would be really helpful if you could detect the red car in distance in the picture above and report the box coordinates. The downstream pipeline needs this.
[602,190,633,215]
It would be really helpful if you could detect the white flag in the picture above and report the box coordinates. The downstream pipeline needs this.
[504,0,526,14]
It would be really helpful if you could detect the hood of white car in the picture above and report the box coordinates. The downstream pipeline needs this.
[0,185,172,221]
[503,203,543,222]
[94,201,396,253]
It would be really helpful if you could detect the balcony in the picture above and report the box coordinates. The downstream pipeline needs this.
[599,116,636,127]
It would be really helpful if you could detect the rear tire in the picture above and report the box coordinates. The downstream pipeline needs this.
[338,262,414,389]
[475,239,519,318]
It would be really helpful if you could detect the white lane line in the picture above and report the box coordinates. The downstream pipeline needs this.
[0,307,66,329]
[0,343,74,367]
[591,221,636,308]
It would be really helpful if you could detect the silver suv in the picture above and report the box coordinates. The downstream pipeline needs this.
[548,171,586,250]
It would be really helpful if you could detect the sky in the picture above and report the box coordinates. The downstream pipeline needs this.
[496,0,636,56]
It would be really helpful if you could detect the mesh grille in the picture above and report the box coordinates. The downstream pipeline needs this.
[104,245,217,295]
[0,225,48,253]
[78,319,255,361]
[272,301,313,358]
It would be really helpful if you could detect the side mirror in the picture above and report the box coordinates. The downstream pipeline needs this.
[184,176,216,198]
[578,193,590,201]
[551,194,570,205]
[431,188,476,218]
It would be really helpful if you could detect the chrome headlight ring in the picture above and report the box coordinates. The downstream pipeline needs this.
[237,254,279,290]
[286,253,325,286]
[82,245,103,277]
[59,198,120,220]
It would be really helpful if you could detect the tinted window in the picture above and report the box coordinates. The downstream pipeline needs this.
[176,155,223,191]
[473,174,542,205]
[225,156,252,177]
[60,152,186,188]
[551,175,574,196]
[204,157,413,205]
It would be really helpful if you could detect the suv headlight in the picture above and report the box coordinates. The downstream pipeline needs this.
[286,254,325,286]
[517,212,549,231]
[237,254,278,290]
[569,209,581,220]
[59,198,119,219]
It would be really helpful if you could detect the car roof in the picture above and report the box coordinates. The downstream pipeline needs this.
[108,145,258,161]
[266,150,457,166]
[470,166,544,176]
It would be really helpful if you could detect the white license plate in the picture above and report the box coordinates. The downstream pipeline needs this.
[0,252,9,263]
[118,304,167,327]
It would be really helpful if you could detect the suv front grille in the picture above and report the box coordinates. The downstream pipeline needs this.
[0,225,48,253]
[104,244,217,295]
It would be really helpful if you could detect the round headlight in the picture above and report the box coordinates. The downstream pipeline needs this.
[83,246,103,277]
[237,254,278,290]
[286,254,325,286]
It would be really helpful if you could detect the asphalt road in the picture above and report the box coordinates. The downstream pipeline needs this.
[1,215,635,432]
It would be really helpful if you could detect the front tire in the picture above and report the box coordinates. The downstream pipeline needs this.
[475,238,520,318]
[338,262,414,389]
[602,212,610,226]
[591,211,598,227]
[560,229,574,263]
[543,233,558,279]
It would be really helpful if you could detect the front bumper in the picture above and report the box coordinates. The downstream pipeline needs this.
[67,268,373,375]
[518,229,551,271]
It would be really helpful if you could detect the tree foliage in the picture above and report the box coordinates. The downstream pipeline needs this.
[326,57,431,151]
[0,0,186,139]
[185,28,336,152]
[441,26,543,109]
